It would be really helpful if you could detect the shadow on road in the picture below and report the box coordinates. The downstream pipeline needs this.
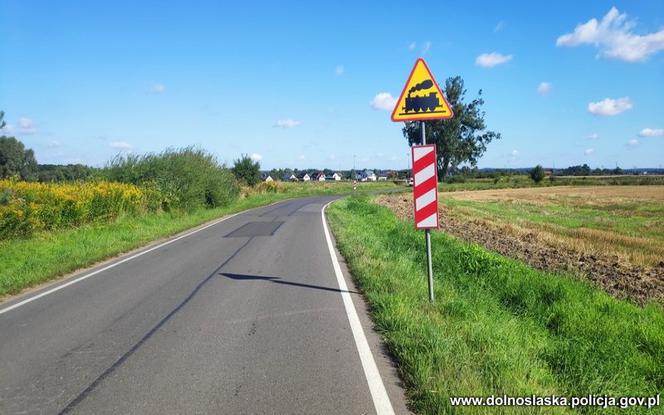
[220,272,359,295]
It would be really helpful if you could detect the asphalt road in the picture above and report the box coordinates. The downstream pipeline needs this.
[0,196,408,414]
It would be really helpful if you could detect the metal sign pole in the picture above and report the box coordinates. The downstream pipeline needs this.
[422,121,434,303]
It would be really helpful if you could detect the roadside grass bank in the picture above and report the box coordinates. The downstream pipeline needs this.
[0,182,404,299]
[327,196,664,414]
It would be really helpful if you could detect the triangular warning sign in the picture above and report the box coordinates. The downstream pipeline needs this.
[391,58,454,122]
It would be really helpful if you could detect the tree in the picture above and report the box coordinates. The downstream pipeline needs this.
[0,111,6,130]
[402,76,500,180]
[232,154,261,186]
[560,164,591,176]
[530,165,545,183]
[0,136,38,180]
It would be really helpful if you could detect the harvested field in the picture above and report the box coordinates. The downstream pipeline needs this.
[375,185,664,305]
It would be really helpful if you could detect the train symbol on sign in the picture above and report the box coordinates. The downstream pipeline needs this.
[391,58,453,122]
[402,79,440,113]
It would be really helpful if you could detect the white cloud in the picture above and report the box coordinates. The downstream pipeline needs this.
[17,117,36,134]
[639,128,664,137]
[587,133,600,140]
[297,154,305,161]
[250,153,262,162]
[1,117,37,135]
[274,119,301,128]
[110,141,132,151]
[408,42,416,50]
[494,21,506,32]
[149,84,165,94]
[328,154,336,160]
[47,140,61,148]
[422,41,431,54]
[335,65,344,76]
[537,82,552,96]
[584,148,595,155]
[475,52,512,67]
[370,92,397,111]
[627,138,639,147]
[556,7,664,62]
[511,149,519,157]
[587,97,632,116]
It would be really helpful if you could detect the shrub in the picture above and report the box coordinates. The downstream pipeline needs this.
[232,154,261,186]
[446,175,466,184]
[104,147,239,211]
[530,165,545,183]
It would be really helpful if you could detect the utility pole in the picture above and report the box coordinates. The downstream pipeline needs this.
[407,152,411,178]
[353,154,356,180]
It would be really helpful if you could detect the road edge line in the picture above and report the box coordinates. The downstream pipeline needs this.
[321,201,395,415]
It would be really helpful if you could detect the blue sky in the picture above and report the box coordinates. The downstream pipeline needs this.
[1,1,663,170]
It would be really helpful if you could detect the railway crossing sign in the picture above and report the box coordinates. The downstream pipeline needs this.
[391,58,453,122]
[390,58,455,303]
[411,144,439,229]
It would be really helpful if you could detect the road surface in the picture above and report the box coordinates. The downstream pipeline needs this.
[0,196,408,414]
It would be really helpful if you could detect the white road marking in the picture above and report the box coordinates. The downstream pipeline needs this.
[321,202,395,415]
[0,210,249,316]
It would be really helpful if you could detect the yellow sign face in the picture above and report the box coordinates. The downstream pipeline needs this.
[391,58,454,122]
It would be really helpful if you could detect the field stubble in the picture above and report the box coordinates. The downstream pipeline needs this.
[376,186,664,304]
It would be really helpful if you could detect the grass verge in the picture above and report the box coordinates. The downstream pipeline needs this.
[327,196,664,414]
[0,183,403,298]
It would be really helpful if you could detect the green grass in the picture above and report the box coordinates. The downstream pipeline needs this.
[327,196,664,414]
[0,182,404,298]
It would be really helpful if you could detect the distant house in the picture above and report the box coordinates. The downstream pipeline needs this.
[331,172,342,181]
[282,174,298,182]
[299,173,311,182]
[358,170,377,182]
[315,172,326,182]
[264,175,274,182]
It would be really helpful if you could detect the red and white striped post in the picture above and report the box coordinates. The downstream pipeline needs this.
[411,122,438,302]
